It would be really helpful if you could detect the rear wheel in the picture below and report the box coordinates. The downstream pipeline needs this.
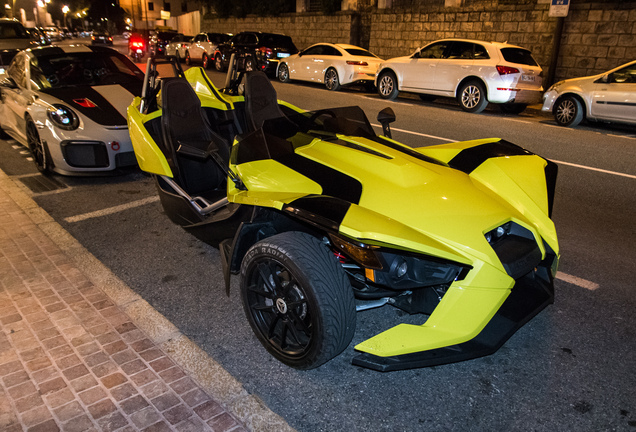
[26,117,51,174]
[240,232,356,370]
[244,56,255,72]
[184,50,192,66]
[278,63,291,83]
[324,68,340,91]
[554,96,584,127]
[377,71,399,100]
[458,80,488,113]
[202,53,210,69]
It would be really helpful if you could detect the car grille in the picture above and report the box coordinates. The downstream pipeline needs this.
[115,151,137,167]
[61,141,109,168]
[488,222,542,280]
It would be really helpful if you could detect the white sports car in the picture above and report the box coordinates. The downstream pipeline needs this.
[0,45,144,175]
[278,43,383,91]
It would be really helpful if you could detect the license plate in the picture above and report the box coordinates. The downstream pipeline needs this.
[521,74,535,82]
[277,53,290,58]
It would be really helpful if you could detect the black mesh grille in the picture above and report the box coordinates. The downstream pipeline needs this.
[61,141,109,168]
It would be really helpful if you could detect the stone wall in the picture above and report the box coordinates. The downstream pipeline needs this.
[201,1,636,82]
[202,12,354,52]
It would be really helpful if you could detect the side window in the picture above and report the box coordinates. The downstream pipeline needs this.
[323,46,342,56]
[29,57,50,90]
[474,44,489,60]
[445,42,474,60]
[609,64,636,84]
[244,33,257,45]
[303,45,324,56]
[418,42,449,59]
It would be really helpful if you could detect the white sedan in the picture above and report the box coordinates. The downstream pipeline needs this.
[277,43,382,91]
[542,60,636,127]
[0,45,144,175]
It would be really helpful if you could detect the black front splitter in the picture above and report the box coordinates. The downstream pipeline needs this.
[352,268,555,372]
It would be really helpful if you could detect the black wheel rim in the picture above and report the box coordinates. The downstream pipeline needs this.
[27,122,46,170]
[246,259,313,358]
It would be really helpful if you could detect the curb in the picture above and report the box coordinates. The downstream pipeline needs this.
[0,168,295,432]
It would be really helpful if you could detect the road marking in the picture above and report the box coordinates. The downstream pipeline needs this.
[65,196,160,223]
[501,118,531,124]
[370,123,457,142]
[552,160,636,179]
[607,134,636,140]
[556,272,599,290]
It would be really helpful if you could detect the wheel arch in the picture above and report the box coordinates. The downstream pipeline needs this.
[376,66,401,90]
[456,76,488,100]
[553,92,588,119]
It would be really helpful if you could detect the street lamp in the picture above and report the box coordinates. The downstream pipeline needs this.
[62,5,69,29]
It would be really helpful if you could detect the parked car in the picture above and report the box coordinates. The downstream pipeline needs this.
[42,26,63,41]
[278,43,382,91]
[127,58,559,371]
[165,33,193,61]
[0,45,144,175]
[26,27,50,46]
[214,31,298,74]
[91,30,113,45]
[542,60,636,127]
[0,19,39,71]
[376,38,543,114]
[185,32,230,68]
[149,31,179,57]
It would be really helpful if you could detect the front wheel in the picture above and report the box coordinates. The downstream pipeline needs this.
[324,68,340,91]
[184,51,192,66]
[240,232,356,370]
[244,56,255,72]
[554,96,584,127]
[457,80,488,113]
[202,53,211,69]
[26,118,51,174]
[278,63,291,83]
[215,53,225,72]
[377,71,399,100]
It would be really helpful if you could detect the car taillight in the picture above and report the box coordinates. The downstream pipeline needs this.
[132,41,144,49]
[346,61,368,66]
[259,47,273,57]
[496,65,520,75]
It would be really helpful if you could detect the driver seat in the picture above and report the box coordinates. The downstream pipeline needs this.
[244,71,288,131]
[161,78,230,195]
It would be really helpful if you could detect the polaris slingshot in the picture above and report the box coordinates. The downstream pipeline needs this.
[127,57,559,371]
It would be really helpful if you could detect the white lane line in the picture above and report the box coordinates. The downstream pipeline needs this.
[556,272,599,291]
[501,118,531,124]
[552,159,636,179]
[65,196,160,223]
[607,134,636,140]
[370,123,457,142]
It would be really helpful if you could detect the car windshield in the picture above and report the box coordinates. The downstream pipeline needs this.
[30,51,143,89]
[344,48,378,58]
[0,22,31,39]
[500,48,538,66]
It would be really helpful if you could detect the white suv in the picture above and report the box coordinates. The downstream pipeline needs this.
[185,32,231,69]
[376,39,543,114]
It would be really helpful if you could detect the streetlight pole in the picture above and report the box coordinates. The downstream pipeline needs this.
[62,5,69,29]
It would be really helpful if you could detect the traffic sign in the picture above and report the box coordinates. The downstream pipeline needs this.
[549,0,570,17]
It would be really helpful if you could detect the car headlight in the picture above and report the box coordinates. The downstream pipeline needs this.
[47,104,79,131]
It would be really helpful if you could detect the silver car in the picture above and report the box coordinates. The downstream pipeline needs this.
[542,60,636,127]
[0,45,144,175]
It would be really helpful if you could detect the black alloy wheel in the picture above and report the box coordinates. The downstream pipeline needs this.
[324,68,340,91]
[458,80,488,113]
[554,95,584,127]
[26,118,51,174]
[278,63,291,83]
[240,232,356,370]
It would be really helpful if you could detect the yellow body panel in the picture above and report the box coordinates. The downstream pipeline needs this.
[127,99,173,177]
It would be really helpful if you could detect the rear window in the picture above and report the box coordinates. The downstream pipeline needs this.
[500,48,538,66]
[0,22,30,39]
[261,34,297,52]
[344,48,378,58]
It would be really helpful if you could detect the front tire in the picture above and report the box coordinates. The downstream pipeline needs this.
[278,63,291,83]
[377,71,399,100]
[184,51,192,66]
[244,56,255,72]
[554,96,584,127]
[324,68,340,91]
[240,232,356,370]
[202,53,210,69]
[26,117,51,174]
[458,80,488,113]
[215,53,225,72]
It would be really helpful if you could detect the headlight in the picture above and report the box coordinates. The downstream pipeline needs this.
[47,104,79,131]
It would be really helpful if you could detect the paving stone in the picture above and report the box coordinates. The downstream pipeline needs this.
[27,418,61,432]
[53,400,84,422]
[142,420,173,432]
[92,360,118,378]
[207,412,242,432]
[151,392,180,412]
[130,369,158,387]
[140,380,170,400]
[44,387,76,409]
[170,377,197,396]
[101,372,127,389]
[164,404,193,425]
[3,370,30,388]
[14,392,44,413]
[38,377,67,395]
[110,383,138,402]
[129,406,162,428]
[63,414,95,432]
[62,364,89,381]
[78,386,107,406]
[96,410,129,432]
[120,394,150,414]
[194,399,225,421]
[181,388,210,408]
[149,357,175,374]
[87,398,117,419]
[55,354,81,370]
[69,374,98,393]
[111,349,137,366]
[21,404,53,427]
[121,359,146,376]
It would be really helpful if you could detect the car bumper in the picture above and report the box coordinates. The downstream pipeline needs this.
[352,264,555,371]
[489,88,543,105]
[542,89,559,112]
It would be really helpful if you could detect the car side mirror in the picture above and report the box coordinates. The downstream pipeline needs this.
[0,77,17,89]
[596,74,609,84]
[377,107,396,139]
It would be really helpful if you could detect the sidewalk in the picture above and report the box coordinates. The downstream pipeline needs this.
[0,170,293,432]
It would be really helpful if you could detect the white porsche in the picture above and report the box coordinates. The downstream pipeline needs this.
[0,45,144,175]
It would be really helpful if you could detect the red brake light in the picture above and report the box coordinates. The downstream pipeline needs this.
[496,65,520,75]
[132,41,144,49]
[346,61,368,66]
[259,46,273,56]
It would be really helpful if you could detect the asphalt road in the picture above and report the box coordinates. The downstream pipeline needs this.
[2,40,636,431]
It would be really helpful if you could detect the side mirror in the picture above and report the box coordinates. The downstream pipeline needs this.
[0,76,17,89]
[377,107,396,139]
